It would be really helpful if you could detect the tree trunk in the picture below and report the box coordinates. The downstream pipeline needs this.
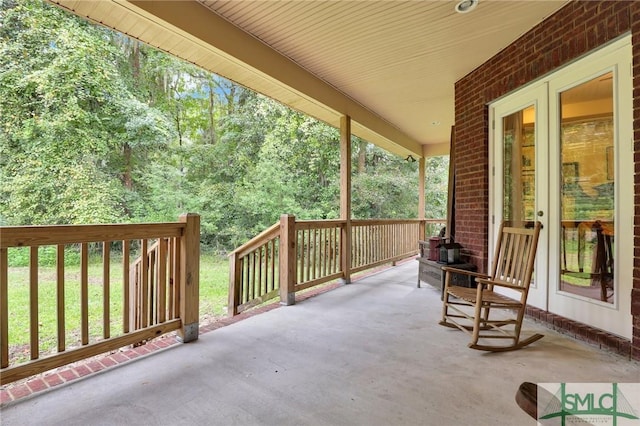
[123,143,133,190]
[357,140,367,173]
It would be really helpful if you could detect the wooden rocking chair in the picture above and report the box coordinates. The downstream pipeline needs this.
[439,221,543,351]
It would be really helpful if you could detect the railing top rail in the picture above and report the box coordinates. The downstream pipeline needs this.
[351,219,423,226]
[423,218,446,223]
[0,222,186,248]
[229,222,280,257]
[295,219,346,230]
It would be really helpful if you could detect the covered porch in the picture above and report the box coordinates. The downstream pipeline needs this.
[1,260,637,425]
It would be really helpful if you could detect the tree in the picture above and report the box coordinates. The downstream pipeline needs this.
[0,0,172,225]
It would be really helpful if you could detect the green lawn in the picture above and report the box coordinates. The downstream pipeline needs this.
[5,250,230,364]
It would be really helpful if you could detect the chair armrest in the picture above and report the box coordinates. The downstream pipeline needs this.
[476,278,525,291]
[441,266,489,280]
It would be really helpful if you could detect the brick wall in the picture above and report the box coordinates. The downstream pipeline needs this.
[454,0,640,360]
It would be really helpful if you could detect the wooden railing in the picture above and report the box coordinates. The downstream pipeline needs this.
[0,214,200,385]
[228,216,445,316]
[351,220,421,273]
[129,238,180,332]
[228,223,281,315]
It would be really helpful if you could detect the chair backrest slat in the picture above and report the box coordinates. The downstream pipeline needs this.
[490,222,541,288]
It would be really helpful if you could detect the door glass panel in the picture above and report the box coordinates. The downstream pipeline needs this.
[503,106,535,222]
[559,72,614,303]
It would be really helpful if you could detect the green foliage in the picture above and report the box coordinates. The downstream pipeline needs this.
[0,0,449,251]
[424,156,449,219]
[7,246,81,267]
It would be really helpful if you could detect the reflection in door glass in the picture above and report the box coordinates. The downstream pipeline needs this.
[503,106,535,222]
[559,72,614,303]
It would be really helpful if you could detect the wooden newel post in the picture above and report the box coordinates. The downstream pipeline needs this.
[279,214,296,306]
[228,251,241,317]
[178,213,200,343]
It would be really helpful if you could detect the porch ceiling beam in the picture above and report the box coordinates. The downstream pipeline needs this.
[50,0,423,157]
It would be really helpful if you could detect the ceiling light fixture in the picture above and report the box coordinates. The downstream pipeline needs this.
[455,0,478,14]
[406,155,417,163]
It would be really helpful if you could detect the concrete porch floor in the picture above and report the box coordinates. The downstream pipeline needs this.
[1,261,638,425]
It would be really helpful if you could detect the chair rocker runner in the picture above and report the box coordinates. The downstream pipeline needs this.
[439,221,543,351]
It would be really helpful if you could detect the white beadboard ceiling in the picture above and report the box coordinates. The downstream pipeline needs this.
[49,0,569,158]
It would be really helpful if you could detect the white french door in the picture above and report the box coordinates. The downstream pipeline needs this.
[490,83,549,310]
[490,36,632,338]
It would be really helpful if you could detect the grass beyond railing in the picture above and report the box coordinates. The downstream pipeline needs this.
[0,214,200,385]
[228,216,445,316]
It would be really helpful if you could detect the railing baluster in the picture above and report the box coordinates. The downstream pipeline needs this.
[149,246,156,325]
[158,238,167,324]
[173,237,181,317]
[141,239,148,329]
[57,245,65,352]
[258,246,263,297]
[242,256,248,304]
[123,240,130,333]
[103,241,110,339]
[311,229,317,280]
[251,250,257,301]
[1,248,8,368]
[81,243,89,346]
[130,250,138,330]
[322,228,327,277]
[337,226,341,273]
[308,228,313,282]
[359,225,363,267]
[270,239,276,293]
[168,238,175,319]
[327,228,332,274]
[362,226,364,267]
[30,246,39,360]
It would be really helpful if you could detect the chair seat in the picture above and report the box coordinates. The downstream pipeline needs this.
[446,286,522,306]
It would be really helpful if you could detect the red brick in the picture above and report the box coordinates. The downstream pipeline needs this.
[26,378,48,393]
[8,385,31,400]
[110,352,129,363]
[598,333,619,352]
[43,373,64,387]
[74,365,92,378]
[632,345,640,362]
[632,289,640,315]
[99,356,117,368]
[122,349,141,360]
[59,369,79,382]
[1,389,14,404]
[620,340,632,357]
[153,338,174,349]
[86,360,105,373]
